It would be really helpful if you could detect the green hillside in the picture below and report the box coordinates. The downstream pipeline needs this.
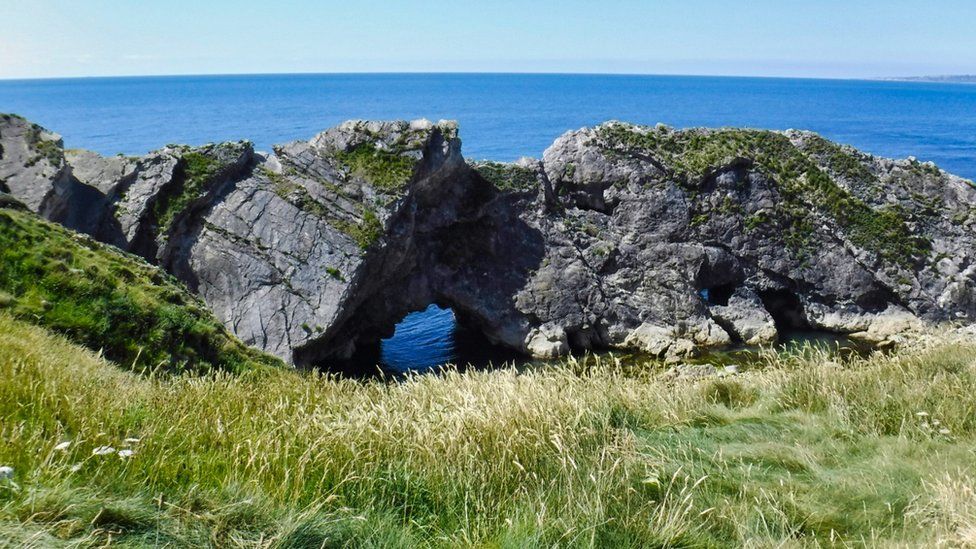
[0,202,281,374]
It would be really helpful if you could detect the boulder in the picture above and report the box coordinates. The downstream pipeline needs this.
[710,287,778,345]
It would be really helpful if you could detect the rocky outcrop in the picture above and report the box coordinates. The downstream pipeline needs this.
[2,114,974,367]
[0,114,71,213]
[526,124,976,356]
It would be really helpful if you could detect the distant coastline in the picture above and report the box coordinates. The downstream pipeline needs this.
[879,75,976,84]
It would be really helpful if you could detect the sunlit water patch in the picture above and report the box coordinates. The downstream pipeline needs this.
[379,305,458,372]
[377,305,524,375]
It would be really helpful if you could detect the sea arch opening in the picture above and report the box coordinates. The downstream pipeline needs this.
[344,303,526,376]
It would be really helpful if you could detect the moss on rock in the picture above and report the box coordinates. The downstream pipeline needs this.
[593,123,928,267]
[153,151,225,236]
[331,206,383,250]
[472,161,539,192]
[24,123,64,168]
[796,134,879,184]
[335,143,417,193]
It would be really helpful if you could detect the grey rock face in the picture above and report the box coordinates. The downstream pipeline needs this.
[0,114,69,213]
[185,120,475,363]
[3,113,974,367]
[521,123,976,357]
[709,288,778,346]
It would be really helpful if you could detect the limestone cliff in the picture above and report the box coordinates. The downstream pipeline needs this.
[2,113,973,367]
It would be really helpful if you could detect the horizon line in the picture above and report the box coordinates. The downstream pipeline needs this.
[0,69,941,84]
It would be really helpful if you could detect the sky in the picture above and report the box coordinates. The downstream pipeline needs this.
[1,0,974,80]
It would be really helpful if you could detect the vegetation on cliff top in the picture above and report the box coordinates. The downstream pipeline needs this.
[594,123,929,267]
[794,133,879,184]
[473,161,540,192]
[336,143,417,194]
[0,206,281,373]
[1,309,975,546]
[152,151,227,236]
[330,121,459,194]
[23,119,64,168]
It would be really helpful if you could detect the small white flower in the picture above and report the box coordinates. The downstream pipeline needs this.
[117,449,135,458]
[940,428,951,435]
[0,466,13,480]
[69,463,82,473]
[54,441,71,451]
[92,446,116,456]
[916,411,929,417]
[932,419,941,426]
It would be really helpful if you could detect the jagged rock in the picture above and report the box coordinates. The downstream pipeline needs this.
[526,326,570,358]
[0,114,69,213]
[527,122,975,358]
[58,149,138,244]
[846,308,925,348]
[185,120,477,363]
[710,287,778,345]
[624,324,677,356]
[2,114,974,368]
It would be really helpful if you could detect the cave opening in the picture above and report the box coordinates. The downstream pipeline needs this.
[758,289,809,335]
[347,304,526,376]
[698,283,738,306]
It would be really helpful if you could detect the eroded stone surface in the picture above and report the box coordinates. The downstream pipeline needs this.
[3,114,974,367]
[0,114,69,213]
[709,288,778,346]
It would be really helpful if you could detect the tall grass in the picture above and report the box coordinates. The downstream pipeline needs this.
[2,312,976,547]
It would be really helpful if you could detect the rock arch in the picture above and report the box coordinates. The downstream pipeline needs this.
[4,115,975,369]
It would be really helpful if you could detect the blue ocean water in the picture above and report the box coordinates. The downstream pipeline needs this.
[380,305,457,372]
[377,305,522,374]
[1,73,975,178]
[1,73,974,371]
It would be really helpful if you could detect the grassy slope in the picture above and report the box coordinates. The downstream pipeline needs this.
[2,312,976,546]
[0,206,281,374]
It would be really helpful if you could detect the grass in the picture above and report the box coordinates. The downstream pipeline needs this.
[325,267,345,282]
[795,134,879,184]
[153,151,226,236]
[331,206,384,250]
[1,309,976,546]
[0,206,281,374]
[335,143,417,194]
[472,161,539,192]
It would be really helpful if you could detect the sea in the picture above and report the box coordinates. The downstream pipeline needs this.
[2,73,974,372]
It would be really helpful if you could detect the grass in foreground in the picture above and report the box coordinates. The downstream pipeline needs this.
[2,313,976,547]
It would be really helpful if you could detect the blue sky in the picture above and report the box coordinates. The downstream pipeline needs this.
[2,0,974,79]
